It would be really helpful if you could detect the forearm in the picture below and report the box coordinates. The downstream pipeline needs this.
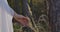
[13,12,20,21]
[13,12,24,19]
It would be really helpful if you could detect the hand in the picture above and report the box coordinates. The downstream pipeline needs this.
[14,14,30,26]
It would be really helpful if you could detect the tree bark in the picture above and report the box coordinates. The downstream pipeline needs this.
[48,0,60,32]
[14,0,21,14]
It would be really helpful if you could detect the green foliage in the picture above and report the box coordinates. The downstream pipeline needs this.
[7,0,49,32]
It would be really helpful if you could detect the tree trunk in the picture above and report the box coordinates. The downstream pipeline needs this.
[48,0,60,32]
[14,0,21,14]
[22,0,39,32]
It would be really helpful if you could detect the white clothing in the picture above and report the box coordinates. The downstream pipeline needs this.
[0,0,14,32]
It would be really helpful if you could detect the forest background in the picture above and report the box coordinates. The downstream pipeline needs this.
[7,0,49,32]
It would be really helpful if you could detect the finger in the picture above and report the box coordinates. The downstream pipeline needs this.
[19,20,29,26]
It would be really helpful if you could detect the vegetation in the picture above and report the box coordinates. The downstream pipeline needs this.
[7,0,49,32]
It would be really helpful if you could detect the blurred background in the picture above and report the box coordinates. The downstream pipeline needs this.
[7,0,49,32]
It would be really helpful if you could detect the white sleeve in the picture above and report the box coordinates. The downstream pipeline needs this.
[3,1,15,16]
[9,7,15,16]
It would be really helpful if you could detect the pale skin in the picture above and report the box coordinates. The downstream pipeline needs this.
[13,12,30,27]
